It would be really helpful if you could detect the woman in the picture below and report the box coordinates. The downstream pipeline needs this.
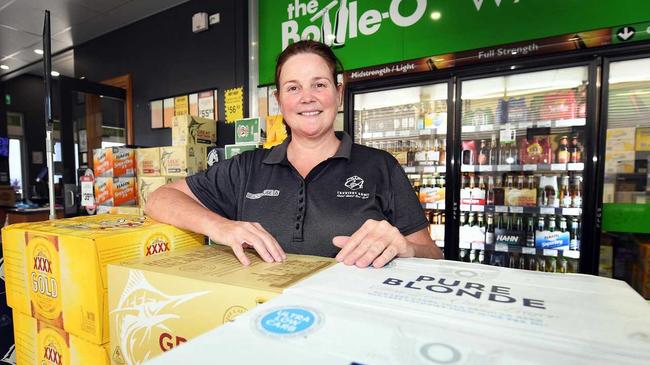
[145,40,443,267]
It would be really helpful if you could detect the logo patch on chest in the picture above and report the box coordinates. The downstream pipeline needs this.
[246,189,280,200]
[337,176,369,199]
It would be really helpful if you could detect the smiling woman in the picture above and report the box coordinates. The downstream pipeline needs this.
[145,40,443,267]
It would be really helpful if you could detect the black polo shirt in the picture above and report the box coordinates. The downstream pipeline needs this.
[186,131,428,257]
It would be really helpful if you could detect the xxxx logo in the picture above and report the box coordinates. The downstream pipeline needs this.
[34,256,52,273]
[145,235,171,256]
[43,346,62,365]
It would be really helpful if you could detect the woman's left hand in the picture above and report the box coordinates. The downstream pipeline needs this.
[333,219,415,268]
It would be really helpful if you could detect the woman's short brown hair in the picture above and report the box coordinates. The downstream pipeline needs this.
[274,40,343,93]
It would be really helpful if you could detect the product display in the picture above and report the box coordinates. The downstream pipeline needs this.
[235,117,261,143]
[137,176,175,207]
[135,147,161,176]
[1,215,204,344]
[108,245,334,365]
[94,177,137,206]
[224,143,259,159]
[171,115,217,146]
[93,147,136,177]
[160,145,206,176]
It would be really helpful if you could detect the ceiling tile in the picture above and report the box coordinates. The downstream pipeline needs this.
[0,26,41,56]
[70,0,132,13]
[0,0,99,35]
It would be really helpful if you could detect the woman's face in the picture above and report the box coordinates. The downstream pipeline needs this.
[276,53,342,139]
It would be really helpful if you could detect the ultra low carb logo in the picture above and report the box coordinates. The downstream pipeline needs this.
[281,0,427,49]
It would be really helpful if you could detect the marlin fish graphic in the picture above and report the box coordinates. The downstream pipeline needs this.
[111,270,209,365]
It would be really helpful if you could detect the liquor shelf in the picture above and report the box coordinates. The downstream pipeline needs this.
[460,204,582,216]
[360,128,445,140]
[459,241,581,259]
[461,163,584,173]
[461,118,586,134]
[422,203,446,210]
[402,165,447,174]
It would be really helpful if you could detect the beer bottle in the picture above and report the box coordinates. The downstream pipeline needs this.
[477,213,485,229]
[486,175,496,205]
[460,248,468,262]
[494,176,505,205]
[509,253,517,268]
[560,175,571,208]
[469,174,476,189]
[559,257,568,273]
[439,139,447,166]
[527,175,536,190]
[538,257,546,272]
[506,175,514,190]
[518,253,525,269]
[547,257,557,273]
[469,213,477,227]
[537,215,546,233]
[460,211,468,228]
[515,215,524,235]
[556,136,570,163]
[478,250,484,264]
[548,216,557,232]
[406,140,415,167]
[572,176,582,208]
[478,139,489,165]
[505,213,513,231]
[517,175,525,190]
[527,255,536,271]
[486,214,495,244]
[526,215,536,248]
[496,213,503,230]
[559,216,568,233]
[570,218,580,250]
[570,135,582,163]
[432,139,441,166]
[489,134,498,165]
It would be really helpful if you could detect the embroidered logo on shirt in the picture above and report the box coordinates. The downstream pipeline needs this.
[337,176,369,199]
[246,189,280,200]
[344,176,364,191]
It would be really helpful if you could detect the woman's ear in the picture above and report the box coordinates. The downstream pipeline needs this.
[337,83,344,106]
[273,89,281,113]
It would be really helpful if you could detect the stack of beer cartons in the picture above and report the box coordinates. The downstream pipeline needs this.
[1,214,205,365]
[107,244,335,365]
[135,147,178,211]
[225,117,261,159]
[0,247,16,365]
[94,147,140,215]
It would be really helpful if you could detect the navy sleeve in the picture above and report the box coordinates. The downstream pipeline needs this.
[185,156,242,220]
[388,163,429,236]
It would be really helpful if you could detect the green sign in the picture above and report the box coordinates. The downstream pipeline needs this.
[259,0,650,85]
[4,94,9,105]
[612,21,650,44]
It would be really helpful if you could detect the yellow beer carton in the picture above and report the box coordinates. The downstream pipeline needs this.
[1,214,204,345]
[137,176,174,207]
[135,147,161,176]
[93,147,136,177]
[171,115,217,146]
[636,127,650,151]
[13,311,110,365]
[160,145,203,176]
[97,206,143,215]
[108,245,334,365]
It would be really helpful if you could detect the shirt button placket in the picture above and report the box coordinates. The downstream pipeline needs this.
[294,181,305,239]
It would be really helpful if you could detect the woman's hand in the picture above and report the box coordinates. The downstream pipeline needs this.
[333,219,416,268]
[210,220,286,266]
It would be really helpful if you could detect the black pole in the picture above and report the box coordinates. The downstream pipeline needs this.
[43,10,56,219]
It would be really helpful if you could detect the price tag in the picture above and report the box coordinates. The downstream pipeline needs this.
[562,208,581,216]
[372,132,384,138]
[460,204,471,211]
[420,129,432,135]
[497,165,512,172]
[438,203,446,210]
[80,176,94,208]
[555,118,585,127]
[459,241,471,249]
[563,250,581,259]
[500,128,515,142]
[537,120,552,128]
[462,126,476,133]
[543,249,558,257]
[425,203,436,210]
[522,247,536,255]
[495,205,509,213]
[437,166,446,173]
[551,163,567,171]
[479,124,494,132]
[510,206,524,214]
[518,122,533,129]
[472,205,485,212]
[384,131,396,137]
[495,243,509,252]
[224,87,244,122]
[540,207,556,215]
[461,165,475,172]
[567,163,584,171]
[423,166,436,173]
[478,165,493,172]
[523,164,537,171]
[473,243,485,250]
[402,166,416,173]
[398,130,410,137]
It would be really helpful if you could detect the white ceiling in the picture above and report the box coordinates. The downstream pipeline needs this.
[0,0,190,80]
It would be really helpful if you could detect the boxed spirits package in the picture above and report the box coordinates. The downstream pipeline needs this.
[149,259,650,365]
[12,311,109,365]
[136,147,161,176]
[160,145,204,176]
[94,177,137,206]
[1,215,204,344]
[225,143,258,159]
[234,117,261,143]
[93,147,136,177]
[171,115,217,146]
[108,245,334,365]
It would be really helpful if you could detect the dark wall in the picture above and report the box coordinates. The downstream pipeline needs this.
[4,75,47,196]
[0,81,8,185]
[74,0,248,147]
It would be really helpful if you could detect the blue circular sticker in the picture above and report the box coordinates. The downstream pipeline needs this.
[258,307,319,336]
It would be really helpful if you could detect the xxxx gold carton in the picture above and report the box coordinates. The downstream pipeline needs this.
[1,214,205,345]
[94,177,137,206]
[93,147,136,177]
[135,147,161,176]
[138,177,175,207]
[160,145,203,176]
[108,245,334,365]
[97,206,143,216]
[13,311,109,365]
[171,115,217,146]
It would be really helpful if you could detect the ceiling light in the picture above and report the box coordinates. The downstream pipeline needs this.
[0,64,9,70]
[34,49,44,55]
[51,70,60,77]
[430,11,442,21]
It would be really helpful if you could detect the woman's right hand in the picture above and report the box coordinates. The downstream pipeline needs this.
[210,220,286,266]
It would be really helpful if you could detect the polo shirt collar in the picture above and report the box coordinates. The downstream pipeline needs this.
[263,131,353,165]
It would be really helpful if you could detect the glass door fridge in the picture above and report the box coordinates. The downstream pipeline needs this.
[351,82,451,253]
[456,65,592,273]
[598,56,650,298]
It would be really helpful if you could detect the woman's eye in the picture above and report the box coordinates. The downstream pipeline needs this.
[287,86,298,92]
[315,82,327,88]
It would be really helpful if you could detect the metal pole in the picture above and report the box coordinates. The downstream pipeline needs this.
[43,10,56,220]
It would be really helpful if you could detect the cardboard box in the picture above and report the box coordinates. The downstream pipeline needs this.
[148,259,650,365]
[235,117,261,143]
[171,115,217,146]
[96,206,143,216]
[605,151,635,174]
[137,176,172,208]
[0,185,16,207]
[93,147,135,177]
[12,311,109,365]
[606,128,636,152]
[135,147,161,176]
[94,177,137,206]
[225,143,258,159]
[636,128,650,151]
[1,214,205,344]
[108,245,334,365]
[160,145,204,176]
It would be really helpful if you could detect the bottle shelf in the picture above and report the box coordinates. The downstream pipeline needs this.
[422,203,446,210]
[461,118,586,134]
[461,163,584,173]
[402,165,447,174]
[459,242,581,259]
[361,128,446,140]
[460,204,582,216]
